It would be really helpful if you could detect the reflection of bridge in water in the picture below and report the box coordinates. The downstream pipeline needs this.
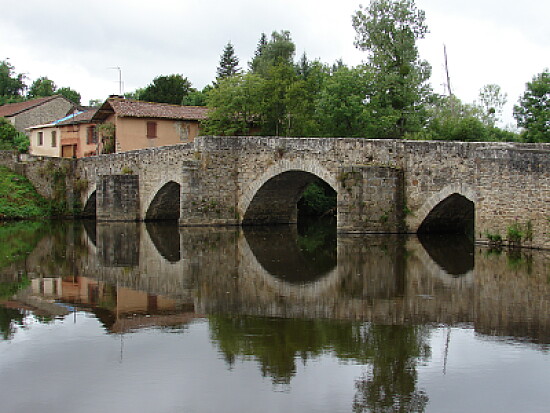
[5,221,550,345]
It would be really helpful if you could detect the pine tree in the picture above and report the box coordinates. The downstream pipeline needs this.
[217,42,240,80]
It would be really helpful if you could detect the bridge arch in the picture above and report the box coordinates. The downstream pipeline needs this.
[239,159,337,225]
[414,183,477,235]
[145,180,181,221]
[81,187,97,218]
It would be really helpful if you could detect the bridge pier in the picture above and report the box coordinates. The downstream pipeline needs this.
[337,165,405,234]
[96,175,140,221]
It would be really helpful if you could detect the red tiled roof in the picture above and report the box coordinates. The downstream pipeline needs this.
[0,96,60,118]
[94,98,208,121]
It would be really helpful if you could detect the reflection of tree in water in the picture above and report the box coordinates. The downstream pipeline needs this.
[0,221,49,270]
[0,306,25,340]
[209,315,431,407]
[353,325,430,413]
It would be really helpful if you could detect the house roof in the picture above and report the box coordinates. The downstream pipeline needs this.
[92,98,209,122]
[56,108,98,126]
[0,96,62,118]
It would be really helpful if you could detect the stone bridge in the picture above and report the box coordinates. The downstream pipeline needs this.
[72,136,550,249]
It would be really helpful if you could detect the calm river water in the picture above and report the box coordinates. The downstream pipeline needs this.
[0,219,549,413]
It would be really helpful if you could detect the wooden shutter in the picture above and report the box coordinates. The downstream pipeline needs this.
[147,121,157,139]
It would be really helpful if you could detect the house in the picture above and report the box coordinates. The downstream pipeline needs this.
[26,108,99,158]
[91,97,208,153]
[0,95,79,134]
[27,122,62,157]
[56,108,99,158]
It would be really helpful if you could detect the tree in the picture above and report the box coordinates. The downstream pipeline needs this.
[477,84,507,127]
[514,69,550,143]
[0,60,26,103]
[217,42,240,80]
[249,30,296,76]
[203,73,266,135]
[28,76,56,98]
[315,66,372,137]
[352,0,431,138]
[0,60,26,97]
[139,74,195,105]
[181,86,211,106]
[57,87,81,105]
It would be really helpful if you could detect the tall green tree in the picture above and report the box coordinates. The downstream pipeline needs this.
[28,76,57,98]
[250,30,296,76]
[514,69,550,143]
[352,0,432,138]
[217,42,240,80]
[139,74,195,105]
[0,60,26,103]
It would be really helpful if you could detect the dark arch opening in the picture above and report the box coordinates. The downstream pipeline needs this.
[417,193,474,236]
[243,171,336,225]
[81,191,97,218]
[145,181,181,221]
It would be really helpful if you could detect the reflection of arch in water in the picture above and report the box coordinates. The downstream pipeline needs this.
[239,231,341,299]
[240,159,337,225]
[82,219,97,247]
[414,235,474,286]
[418,234,474,277]
[243,225,336,284]
[145,222,181,263]
[416,184,476,235]
[145,181,181,221]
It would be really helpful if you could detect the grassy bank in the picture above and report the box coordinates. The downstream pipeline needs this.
[0,166,49,219]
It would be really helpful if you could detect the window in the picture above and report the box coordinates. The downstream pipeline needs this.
[147,121,157,139]
[37,132,43,146]
[51,131,57,147]
[87,126,97,144]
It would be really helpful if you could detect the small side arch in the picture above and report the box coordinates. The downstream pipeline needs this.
[145,181,181,221]
[414,183,477,235]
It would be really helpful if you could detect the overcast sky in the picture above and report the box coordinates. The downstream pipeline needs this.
[1,0,548,127]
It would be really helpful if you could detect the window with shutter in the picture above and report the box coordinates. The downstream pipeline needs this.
[147,121,157,139]
[51,131,57,147]
[87,126,97,144]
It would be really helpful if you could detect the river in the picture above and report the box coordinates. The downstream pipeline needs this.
[0,219,549,412]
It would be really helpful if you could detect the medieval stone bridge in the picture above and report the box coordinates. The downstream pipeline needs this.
[69,136,550,249]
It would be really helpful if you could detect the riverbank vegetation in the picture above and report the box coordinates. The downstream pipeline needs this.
[0,166,49,219]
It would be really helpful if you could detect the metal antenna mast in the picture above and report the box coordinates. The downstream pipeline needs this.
[108,66,123,96]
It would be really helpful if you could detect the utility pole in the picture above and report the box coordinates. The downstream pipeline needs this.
[443,44,452,97]
[443,44,455,116]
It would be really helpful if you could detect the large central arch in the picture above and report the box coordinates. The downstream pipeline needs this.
[239,159,337,225]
